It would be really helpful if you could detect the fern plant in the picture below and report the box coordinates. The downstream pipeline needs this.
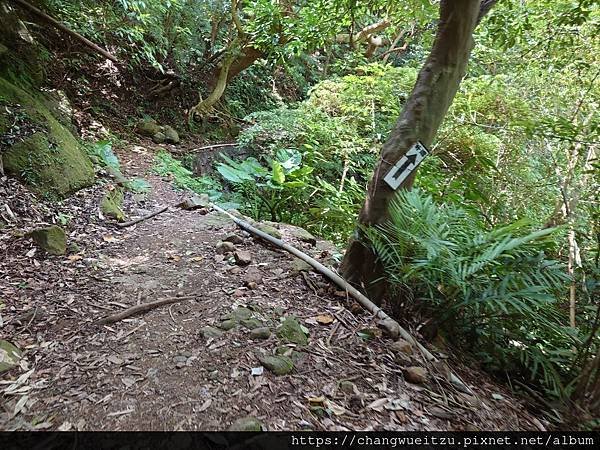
[366,189,575,396]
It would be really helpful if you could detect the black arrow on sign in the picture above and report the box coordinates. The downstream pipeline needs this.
[391,152,417,180]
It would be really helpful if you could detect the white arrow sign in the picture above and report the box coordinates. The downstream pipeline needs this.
[383,141,429,190]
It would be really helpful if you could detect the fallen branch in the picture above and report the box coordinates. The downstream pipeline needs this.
[10,0,119,63]
[95,295,196,325]
[209,203,473,394]
[117,206,169,228]
[188,143,238,153]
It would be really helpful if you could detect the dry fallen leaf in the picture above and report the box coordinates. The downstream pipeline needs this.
[367,397,389,412]
[197,398,212,412]
[315,314,334,325]
[308,396,326,406]
[324,399,346,416]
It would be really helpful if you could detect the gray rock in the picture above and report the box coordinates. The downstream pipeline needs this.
[241,318,263,330]
[287,225,317,246]
[244,267,263,286]
[216,241,235,254]
[200,326,223,339]
[163,125,180,144]
[250,327,271,340]
[292,258,312,273]
[234,250,252,266]
[227,307,253,321]
[223,233,244,244]
[218,319,237,331]
[254,223,282,239]
[28,225,66,255]
[228,416,263,431]
[259,355,294,375]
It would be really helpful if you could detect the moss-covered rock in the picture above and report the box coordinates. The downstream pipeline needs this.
[100,187,125,221]
[163,125,180,144]
[0,77,94,198]
[259,354,294,375]
[136,118,161,137]
[276,316,308,346]
[28,225,67,255]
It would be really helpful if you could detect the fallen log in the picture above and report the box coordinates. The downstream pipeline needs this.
[10,0,119,63]
[95,295,195,325]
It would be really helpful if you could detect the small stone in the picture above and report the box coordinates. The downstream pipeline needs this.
[254,223,282,239]
[339,380,356,394]
[259,355,294,375]
[390,338,413,355]
[287,225,317,246]
[175,361,186,369]
[291,258,312,273]
[228,307,252,321]
[200,326,223,339]
[216,241,235,254]
[173,355,187,364]
[241,318,263,330]
[244,267,263,286]
[152,132,166,143]
[163,125,179,144]
[276,316,308,346]
[68,242,81,253]
[218,319,237,331]
[249,327,271,340]
[228,416,263,431]
[28,225,67,255]
[223,233,244,244]
[404,366,427,384]
[246,282,258,290]
[234,250,252,266]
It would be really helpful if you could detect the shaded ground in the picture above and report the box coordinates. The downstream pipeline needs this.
[0,145,546,431]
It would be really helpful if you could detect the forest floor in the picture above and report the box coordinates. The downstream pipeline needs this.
[0,143,548,431]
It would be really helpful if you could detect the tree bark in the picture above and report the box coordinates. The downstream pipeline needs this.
[342,0,489,301]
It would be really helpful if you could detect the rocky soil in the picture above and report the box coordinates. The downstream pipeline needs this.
[0,144,547,431]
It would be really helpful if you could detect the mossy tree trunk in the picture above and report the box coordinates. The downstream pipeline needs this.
[342,0,496,301]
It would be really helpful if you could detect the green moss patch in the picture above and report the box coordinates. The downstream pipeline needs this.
[101,187,125,221]
[0,77,94,198]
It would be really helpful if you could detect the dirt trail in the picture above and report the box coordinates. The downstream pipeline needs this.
[0,145,544,431]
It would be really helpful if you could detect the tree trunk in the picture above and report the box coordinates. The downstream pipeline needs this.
[226,46,264,82]
[342,0,488,301]
[193,45,264,118]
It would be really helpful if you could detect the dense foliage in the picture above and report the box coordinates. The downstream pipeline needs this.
[20,0,600,423]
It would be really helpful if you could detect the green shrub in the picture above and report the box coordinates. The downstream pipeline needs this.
[153,151,223,201]
[367,189,578,397]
